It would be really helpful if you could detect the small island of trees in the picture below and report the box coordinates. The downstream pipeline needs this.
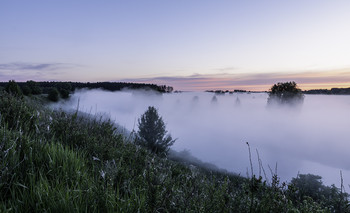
[267,81,304,106]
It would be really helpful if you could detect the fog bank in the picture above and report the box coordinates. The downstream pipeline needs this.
[55,89,350,187]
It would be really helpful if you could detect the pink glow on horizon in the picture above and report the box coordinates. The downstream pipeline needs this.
[124,69,350,91]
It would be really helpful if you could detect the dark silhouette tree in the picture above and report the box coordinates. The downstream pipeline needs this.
[22,85,32,96]
[48,87,59,102]
[55,82,72,99]
[136,106,175,156]
[27,80,42,95]
[267,81,304,106]
[5,80,22,96]
[290,174,324,201]
[59,89,70,99]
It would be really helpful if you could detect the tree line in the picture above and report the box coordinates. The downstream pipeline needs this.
[0,80,174,102]
[304,87,350,95]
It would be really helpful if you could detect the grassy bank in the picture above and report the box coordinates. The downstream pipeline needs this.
[0,91,349,212]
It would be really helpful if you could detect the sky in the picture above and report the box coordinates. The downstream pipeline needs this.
[1,0,350,91]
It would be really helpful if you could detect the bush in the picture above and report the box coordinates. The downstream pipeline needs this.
[48,87,59,102]
[27,80,42,95]
[22,85,32,96]
[55,82,71,99]
[136,106,175,156]
[5,80,22,96]
[290,174,350,212]
[59,89,70,99]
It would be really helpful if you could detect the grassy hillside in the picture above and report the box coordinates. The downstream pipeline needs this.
[0,91,349,212]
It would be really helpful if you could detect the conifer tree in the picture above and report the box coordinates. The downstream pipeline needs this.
[137,106,175,156]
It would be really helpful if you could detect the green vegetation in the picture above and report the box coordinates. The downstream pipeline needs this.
[136,106,176,157]
[267,81,304,106]
[304,87,350,95]
[0,80,173,103]
[290,174,349,211]
[0,81,173,95]
[48,87,60,102]
[55,82,72,99]
[26,80,43,95]
[5,80,22,97]
[0,89,349,212]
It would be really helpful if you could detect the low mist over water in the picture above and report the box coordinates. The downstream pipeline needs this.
[55,89,350,187]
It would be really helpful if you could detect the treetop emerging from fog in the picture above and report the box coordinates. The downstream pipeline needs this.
[267,81,304,106]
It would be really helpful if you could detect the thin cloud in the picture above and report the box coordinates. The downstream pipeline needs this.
[0,62,78,71]
[0,62,81,82]
[211,66,237,72]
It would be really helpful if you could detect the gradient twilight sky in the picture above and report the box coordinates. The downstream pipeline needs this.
[1,0,350,91]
